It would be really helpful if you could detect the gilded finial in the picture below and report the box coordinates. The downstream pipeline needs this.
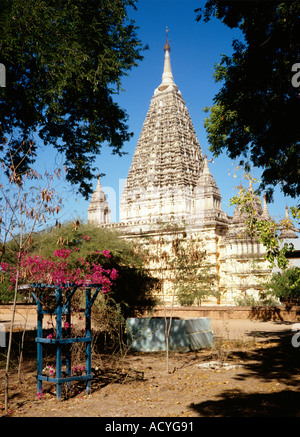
[164,26,171,52]
[96,173,102,188]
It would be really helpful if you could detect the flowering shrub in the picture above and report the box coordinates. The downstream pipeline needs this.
[1,246,118,294]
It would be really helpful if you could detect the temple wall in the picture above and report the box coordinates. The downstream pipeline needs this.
[113,221,273,306]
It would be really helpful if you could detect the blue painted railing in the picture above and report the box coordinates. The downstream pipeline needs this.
[31,283,101,400]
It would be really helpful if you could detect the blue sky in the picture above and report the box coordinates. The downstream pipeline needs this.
[35,0,299,225]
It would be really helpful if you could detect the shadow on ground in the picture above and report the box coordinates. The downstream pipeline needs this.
[235,328,300,386]
[190,328,300,417]
[190,389,300,417]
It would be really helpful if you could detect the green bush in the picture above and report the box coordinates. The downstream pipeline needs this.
[0,221,158,313]
[0,278,14,303]
[264,267,300,302]
[234,293,280,307]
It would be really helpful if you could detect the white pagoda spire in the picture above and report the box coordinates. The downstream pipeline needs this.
[262,193,271,219]
[120,34,204,224]
[87,174,111,225]
[194,154,225,219]
[161,32,174,86]
[280,206,298,239]
[156,29,178,94]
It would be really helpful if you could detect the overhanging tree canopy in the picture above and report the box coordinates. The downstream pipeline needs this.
[0,0,145,198]
[196,1,300,202]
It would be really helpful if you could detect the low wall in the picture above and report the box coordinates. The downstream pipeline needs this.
[0,304,37,317]
[144,305,300,323]
[1,303,300,323]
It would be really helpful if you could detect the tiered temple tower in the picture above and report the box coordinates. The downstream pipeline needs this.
[87,175,111,225]
[120,36,205,224]
[87,35,298,305]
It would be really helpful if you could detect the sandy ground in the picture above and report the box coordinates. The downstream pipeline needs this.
[210,318,295,341]
[1,307,299,418]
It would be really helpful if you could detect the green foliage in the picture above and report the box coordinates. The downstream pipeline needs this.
[0,278,14,303]
[174,237,218,306]
[234,293,279,307]
[290,207,300,225]
[27,221,143,267]
[0,0,145,198]
[196,1,300,201]
[229,176,295,270]
[50,222,157,315]
[254,221,293,270]
[264,267,300,302]
[1,221,158,312]
[149,224,219,306]
[176,270,218,306]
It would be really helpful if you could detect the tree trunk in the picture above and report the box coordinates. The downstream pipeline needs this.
[4,271,19,413]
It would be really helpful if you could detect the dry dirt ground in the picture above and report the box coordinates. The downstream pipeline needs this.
[1,318,300,419]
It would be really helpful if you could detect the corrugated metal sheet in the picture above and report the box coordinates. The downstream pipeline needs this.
[126,317,213,352]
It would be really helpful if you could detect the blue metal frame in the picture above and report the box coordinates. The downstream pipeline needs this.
[32,284,101,400]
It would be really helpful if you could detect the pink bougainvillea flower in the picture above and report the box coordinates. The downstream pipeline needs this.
[110,268,119,281]
[37,389,44,400]
[47,331,56,339]
[5,246,118,296]
[53,249,72,259]
[102,249,111,258]
[0,262,9,272]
